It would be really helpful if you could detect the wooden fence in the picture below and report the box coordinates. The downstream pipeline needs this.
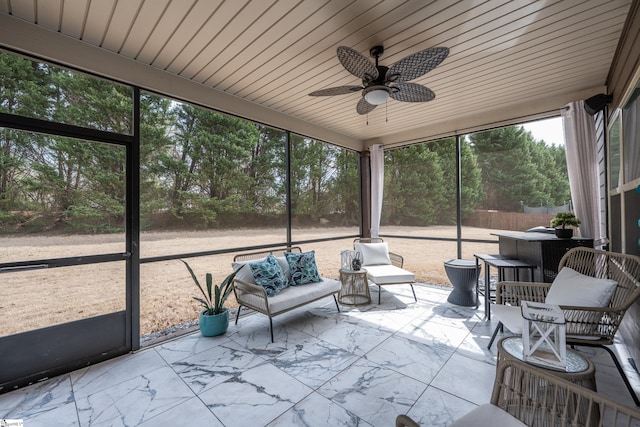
[463,210,555,232]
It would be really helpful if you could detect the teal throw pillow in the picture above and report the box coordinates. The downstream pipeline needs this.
[249,254,288,296]
[285,251,322,286]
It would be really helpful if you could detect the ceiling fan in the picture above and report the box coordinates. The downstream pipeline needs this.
[309,45,449,115]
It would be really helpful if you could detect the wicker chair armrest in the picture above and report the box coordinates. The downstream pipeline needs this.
[233,278,267,298]
[492,356,640,425]
[389,251,404,268]
[233,278,270,315]
[495,281,549,305]
[560,305,625,340]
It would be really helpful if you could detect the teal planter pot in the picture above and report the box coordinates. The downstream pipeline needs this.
[199,309,229,337]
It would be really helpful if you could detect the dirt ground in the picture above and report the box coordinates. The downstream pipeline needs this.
[0,226,499,337]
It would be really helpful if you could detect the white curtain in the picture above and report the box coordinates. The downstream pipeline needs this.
[370,144,384,238]
[561,101,606,247]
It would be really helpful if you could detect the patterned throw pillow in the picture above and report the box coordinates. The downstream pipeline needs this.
[249,254,289,296]
[285,251,322,286]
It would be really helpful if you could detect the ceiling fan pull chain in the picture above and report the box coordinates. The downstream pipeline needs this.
[386,101,388,122]
[366,113,369,126]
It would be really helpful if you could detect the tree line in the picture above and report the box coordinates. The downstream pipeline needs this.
[0,52,569,234]
[382,126,569,225]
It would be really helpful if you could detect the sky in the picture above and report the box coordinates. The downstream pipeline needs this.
[521,116,565,146]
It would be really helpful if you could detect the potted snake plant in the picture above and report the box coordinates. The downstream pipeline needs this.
[181,260,237,337]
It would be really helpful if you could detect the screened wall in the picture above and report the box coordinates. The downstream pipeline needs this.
[379,124,570,283]
[0,49,361,390]
[0,46,573,391]
[136,94,360,339]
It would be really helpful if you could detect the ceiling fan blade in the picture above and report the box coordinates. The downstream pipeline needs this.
[356,97,377,115]
[390,82,436,102]
[387,47,449,82]
[309,86,363,96]
[337,46,379,81]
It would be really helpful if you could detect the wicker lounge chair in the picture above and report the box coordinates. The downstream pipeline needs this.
[487,247,640,406]
[354,238,416,304]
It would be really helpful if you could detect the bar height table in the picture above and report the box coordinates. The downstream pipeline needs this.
[474,254,536,319]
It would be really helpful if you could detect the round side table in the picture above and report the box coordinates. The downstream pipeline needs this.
[338,269,371,305]
[498,336,596,388]
[444,259,480,306]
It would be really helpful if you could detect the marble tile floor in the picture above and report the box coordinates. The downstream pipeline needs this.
[2,283,638,427]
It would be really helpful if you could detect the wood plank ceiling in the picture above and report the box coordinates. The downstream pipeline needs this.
[0,0,632,149]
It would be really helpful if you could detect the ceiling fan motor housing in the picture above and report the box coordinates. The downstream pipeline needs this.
[364,65,389,86]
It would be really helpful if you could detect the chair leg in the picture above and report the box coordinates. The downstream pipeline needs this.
[333,294,340,312]
[235,305,242,325]
[376,284,416,304]
[488,321,503,349]
[599,344,640,406]
[269,317,274,343]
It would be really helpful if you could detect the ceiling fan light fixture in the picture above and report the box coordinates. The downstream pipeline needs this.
[363,86,390,105]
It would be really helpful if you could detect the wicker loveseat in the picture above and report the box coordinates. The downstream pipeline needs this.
[232,246,341,342]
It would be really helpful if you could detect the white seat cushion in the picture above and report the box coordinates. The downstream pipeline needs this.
[267,278,340,315]
[492,304,523,334]
[449,403,527,426]
[363,265,415,284]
